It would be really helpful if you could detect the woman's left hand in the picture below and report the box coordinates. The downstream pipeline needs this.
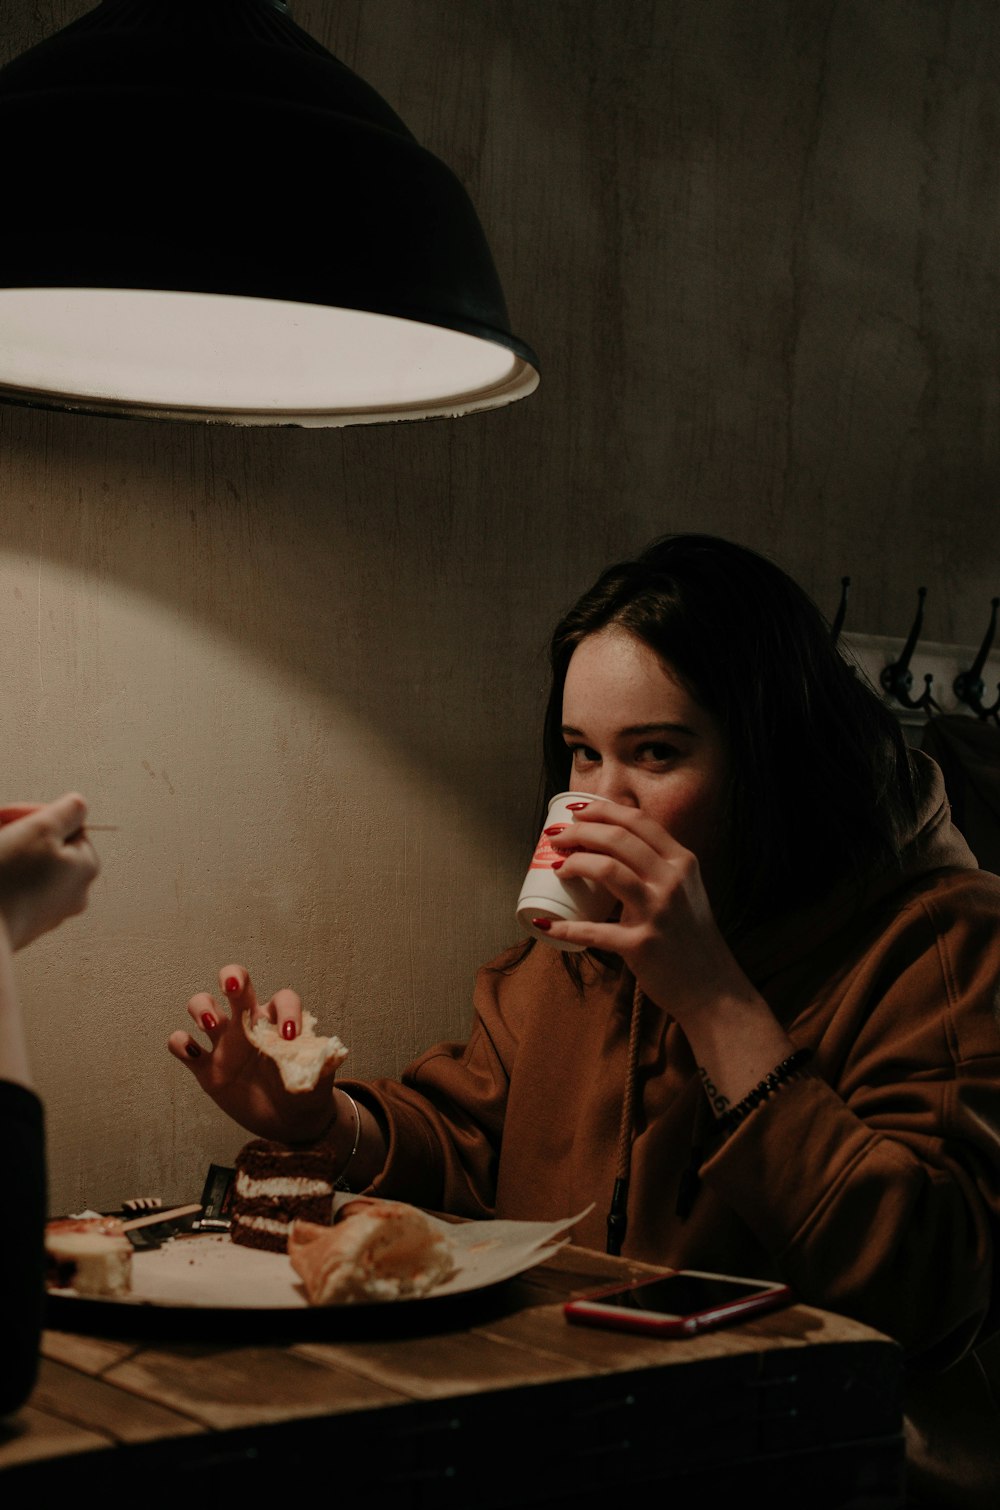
[542,800,756,1024]
[543,808,800,1113]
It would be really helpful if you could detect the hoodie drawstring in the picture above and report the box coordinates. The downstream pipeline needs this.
[605,982,644,1255]
[604,981,715,1253]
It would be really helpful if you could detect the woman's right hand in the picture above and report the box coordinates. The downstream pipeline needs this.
[0,793,100,950]
[168,965,343,1146]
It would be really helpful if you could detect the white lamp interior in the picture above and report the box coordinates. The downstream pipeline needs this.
[0,287,526,415]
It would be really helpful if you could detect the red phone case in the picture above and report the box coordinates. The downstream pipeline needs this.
[563,1272,792,1336]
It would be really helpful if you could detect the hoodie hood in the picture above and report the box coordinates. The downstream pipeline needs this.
[732,748,976,988]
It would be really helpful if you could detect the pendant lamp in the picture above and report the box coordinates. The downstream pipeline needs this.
[0,0,539,426]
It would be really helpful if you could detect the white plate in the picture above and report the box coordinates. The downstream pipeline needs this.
[47,1207,590,1312]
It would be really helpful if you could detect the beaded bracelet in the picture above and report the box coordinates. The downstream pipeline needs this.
[716,1048,813,1138]
[332,1091,363,1192]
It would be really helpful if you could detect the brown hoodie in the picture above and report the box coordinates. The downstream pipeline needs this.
[344,753,1000,1505]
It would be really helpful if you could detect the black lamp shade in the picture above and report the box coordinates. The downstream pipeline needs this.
[0,0,539,424]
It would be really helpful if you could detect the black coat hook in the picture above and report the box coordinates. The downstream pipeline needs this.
[953,597,1000,722]
[831,576,850,646]
[880,587,940,713]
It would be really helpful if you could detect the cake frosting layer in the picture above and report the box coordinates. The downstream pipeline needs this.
[230,1138,336,1255]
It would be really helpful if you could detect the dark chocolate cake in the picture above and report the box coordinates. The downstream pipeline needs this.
[231,1139,336,1254]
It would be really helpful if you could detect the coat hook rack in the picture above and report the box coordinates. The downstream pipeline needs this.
[953,596,1000,722]
[879,587,940,714]
[831,576,850,646]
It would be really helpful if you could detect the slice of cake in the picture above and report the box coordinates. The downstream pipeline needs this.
[45,1217,132,1296]
[230,1139,337,1254]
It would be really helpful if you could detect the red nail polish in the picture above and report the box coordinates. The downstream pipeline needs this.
[552,861,565,871]
[543,824,566,836]
[282,1020,297,1041]
[201,1013,218,1032]
[185,1042,202,1059]
[224,977,240,994]
[531,917,552,931]
[566,801,590,811]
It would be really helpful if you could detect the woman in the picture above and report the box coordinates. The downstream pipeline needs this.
[170,535,1000,1505]
[1,793,99,1417]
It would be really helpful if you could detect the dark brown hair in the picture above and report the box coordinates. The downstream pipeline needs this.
[538,533,916,937]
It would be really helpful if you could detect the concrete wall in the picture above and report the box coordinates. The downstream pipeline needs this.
[2,0,998,1213]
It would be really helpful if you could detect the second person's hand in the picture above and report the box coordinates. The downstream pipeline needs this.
[0,794,100,950]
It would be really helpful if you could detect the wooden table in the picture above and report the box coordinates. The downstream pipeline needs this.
[0,1244,905,1508]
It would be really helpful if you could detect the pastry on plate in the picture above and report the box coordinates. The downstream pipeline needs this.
[288,1196,456,1305]
[45,1217,132,1297]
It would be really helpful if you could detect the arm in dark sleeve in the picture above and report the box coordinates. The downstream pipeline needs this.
[343,1018,510,1217]
[0,1080,45,1417]
[701,884,1000,1366]
[339,953,525,1217]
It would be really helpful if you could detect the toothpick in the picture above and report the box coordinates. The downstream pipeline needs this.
[120,1202,202,1232]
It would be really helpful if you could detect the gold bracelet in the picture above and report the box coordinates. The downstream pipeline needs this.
[333,1091,362,1192]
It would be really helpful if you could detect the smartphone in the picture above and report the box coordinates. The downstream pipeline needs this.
[563,1268,792,1337]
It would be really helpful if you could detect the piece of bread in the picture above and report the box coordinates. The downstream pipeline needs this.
[288,1197,456,1305]
[45,1219,132,1297]
[243,1009,348,1093]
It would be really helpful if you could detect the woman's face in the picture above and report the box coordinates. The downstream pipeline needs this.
[560,626,733,893]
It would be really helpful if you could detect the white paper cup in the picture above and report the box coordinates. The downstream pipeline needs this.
[516,791,613,951]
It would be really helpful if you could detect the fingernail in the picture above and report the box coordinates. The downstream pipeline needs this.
[201,1013,218,1032]
[281,1020,297,1041]
[185,1042,202,1059]
[552,861,565,871]
[224,977,240,994]
[544,824,566,836]
[531,917,552,931]
[566,801,590,811]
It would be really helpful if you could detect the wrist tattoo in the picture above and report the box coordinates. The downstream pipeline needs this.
[698,1064,730,1116]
